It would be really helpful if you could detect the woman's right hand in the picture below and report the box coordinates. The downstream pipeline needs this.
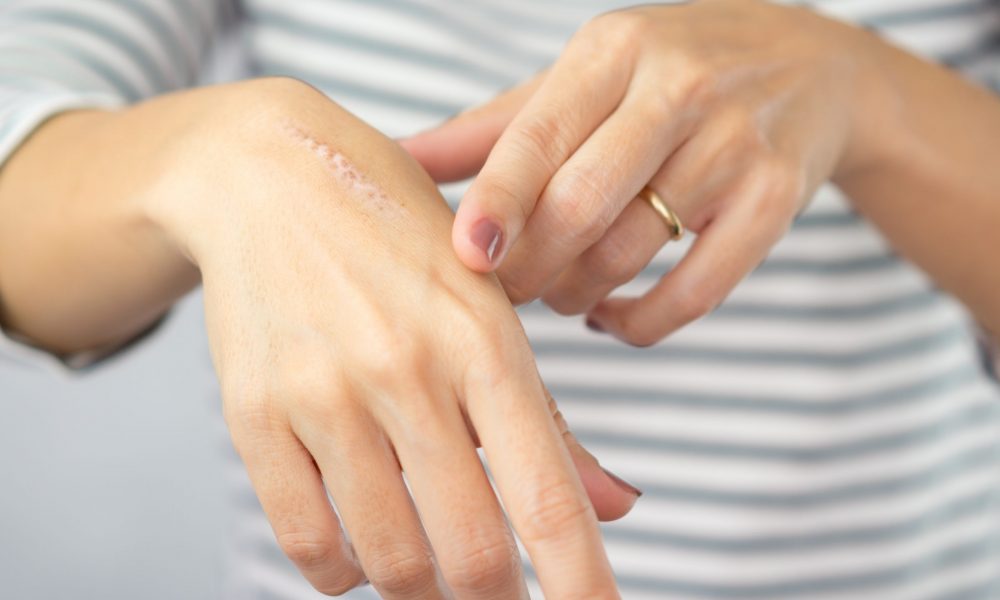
[129,78,637,598]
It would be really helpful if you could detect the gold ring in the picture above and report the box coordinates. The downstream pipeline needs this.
[638,186,684,241]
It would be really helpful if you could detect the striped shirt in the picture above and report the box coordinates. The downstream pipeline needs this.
[1,1,999,598]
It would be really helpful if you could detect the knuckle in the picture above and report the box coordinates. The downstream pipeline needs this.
[569,12,644,88]
[547,173,617,244]
[367,542,437,595]
[668,53,716,110]
[450,295,507,346]
[353,326,428,389]
[543,290,587,317]
[277,355,345,418]
[513,113,574,172]
[221,380,283,441]
[278,528,339,572]
[593,9,655,47]
[313,579,358,597]
[769,160,806,205]
[460,334,523,395]
[750,156,805,218]
[310,567,362,598]
[719,106,761,148]
[484,348,526,387]
[500,271,541,306]
[635,91,678,128]
[445,536,520,592]
[667,108,760,182]
[517,478,593,544]
[445,294,522,371]
[583,234,645,284]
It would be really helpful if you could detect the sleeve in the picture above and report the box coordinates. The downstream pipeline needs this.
[0,0,239,372]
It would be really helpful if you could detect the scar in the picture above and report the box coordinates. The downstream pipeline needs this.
[281,122,401,216]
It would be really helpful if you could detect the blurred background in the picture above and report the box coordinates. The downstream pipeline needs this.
[0,28,247,600]
[0,294,227,599]
[2,12,999,600]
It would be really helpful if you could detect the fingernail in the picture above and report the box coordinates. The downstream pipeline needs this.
[586,318,605,333]
[470,218,503,265]
[602,467,642,497]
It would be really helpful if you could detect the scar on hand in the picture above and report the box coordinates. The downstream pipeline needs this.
[281,122,402,215]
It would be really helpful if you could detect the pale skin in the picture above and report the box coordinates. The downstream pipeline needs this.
[0,79,636,599]
[1,1,999,598]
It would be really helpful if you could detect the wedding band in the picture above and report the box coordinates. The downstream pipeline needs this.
[639,186,684,241]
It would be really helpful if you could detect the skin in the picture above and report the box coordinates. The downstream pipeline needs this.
[404,0,1000,346]
[4,0,1000,596]
[0,78,636,598]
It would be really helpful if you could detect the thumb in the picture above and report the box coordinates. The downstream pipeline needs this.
[547,388,642,521]
[399,73,542,183]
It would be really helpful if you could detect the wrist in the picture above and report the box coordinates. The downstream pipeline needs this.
[146,77,456,276]
[139,78,345,271]
[828,22,911,188]
[0,107,200,352]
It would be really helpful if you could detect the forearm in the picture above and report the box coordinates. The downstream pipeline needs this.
[836,32,1000,335]
[0,0,239,355]
[0,100,205,355]
[0,78,427,356]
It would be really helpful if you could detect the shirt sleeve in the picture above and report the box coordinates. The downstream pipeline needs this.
[0,0,238,372]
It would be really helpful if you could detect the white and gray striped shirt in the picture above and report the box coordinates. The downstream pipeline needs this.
[1,1,999,598]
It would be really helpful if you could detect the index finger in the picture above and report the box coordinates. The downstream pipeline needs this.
[464,340,619,599]
[453,26,634,272]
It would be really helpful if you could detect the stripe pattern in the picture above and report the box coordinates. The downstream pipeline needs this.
[1,1,999,598]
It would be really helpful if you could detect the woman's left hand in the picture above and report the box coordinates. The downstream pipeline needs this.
[402,0,893,346]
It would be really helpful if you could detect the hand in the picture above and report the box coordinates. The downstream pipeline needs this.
[403,0,890,346]
[137,79,636,598]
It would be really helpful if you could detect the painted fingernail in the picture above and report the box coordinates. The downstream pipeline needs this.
[602,467,643,497]
[586,318,605,333]
[470,218,503,265]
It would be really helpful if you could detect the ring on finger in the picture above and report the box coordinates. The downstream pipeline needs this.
[638,186,684,241]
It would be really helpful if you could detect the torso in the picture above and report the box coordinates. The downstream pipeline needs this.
[224,2,1000,597]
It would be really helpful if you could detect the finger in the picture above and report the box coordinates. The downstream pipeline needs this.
[587,160,798,346]
[459,381,642,524]
[465,343,620,598]
[462,382,642,523]
[398,73,544,183]
[383,392,530,599]
[541,192,675,316]
[495,74,693,304]
[544,387,642,522]
[231,422,365,595]
[541,112,749,315]
[293,405,449,600]
[452,32,634,273]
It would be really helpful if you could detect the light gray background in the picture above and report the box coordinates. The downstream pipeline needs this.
[0,29,247,600]
[3,18,999,600]
[0,293,228,600]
